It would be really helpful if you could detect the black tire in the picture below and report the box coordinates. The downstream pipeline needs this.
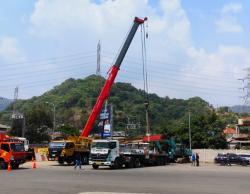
[0,161,7,170]
[220,161,226,166]
[66,159,73,165]
[82,155,89,165]
[92,164,99,169]
[58,157,64,165]
[162,157,167,165]
[113,158,121,169]
[241,161,247,166]
[134,159,141,168]
[125,159,134,168]
[156,158,161,166]
[12,163,19,169]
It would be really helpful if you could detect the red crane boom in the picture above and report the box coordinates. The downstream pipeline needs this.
[81,17,147,137]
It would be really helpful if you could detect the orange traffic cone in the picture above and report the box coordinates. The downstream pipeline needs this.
[7,162,11,172]
[32,157,37,169]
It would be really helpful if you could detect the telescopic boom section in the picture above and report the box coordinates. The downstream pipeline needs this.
[81,17,147,137]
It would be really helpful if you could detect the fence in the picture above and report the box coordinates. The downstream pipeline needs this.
[192,149,250,163]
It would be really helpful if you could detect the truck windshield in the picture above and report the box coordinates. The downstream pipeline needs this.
[92,142,116,149]
[10,143,25,152]
[49,142,66,148]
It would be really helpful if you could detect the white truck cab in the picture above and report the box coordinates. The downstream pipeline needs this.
[89,139,120,169]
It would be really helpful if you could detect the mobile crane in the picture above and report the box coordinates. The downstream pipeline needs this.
[0,132,26,169]
[50,17,147,165]
[81,17,147,137]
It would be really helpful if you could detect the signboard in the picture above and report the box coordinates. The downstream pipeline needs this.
[99,104,112,137]
[100,107,110,120]
[103,122,111,137]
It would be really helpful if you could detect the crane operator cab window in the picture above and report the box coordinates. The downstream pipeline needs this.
[65,142,75,149]
[10,143,25,152]
[91,141,117,149]
[1,143,10,152]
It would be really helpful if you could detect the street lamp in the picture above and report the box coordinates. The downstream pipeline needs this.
[188,111,192,150]
[46,102,56,139]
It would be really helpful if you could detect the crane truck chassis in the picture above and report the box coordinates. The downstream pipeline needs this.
[48,136,91,165]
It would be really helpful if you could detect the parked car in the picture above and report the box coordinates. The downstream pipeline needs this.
[214,153,227,164]
[238,154,250,162]
[216,153,249,166]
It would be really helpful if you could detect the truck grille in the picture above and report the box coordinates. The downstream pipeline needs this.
[48,148,62,158]
[90,153,108,161]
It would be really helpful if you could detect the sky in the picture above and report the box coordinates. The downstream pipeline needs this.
[0,0,250,107]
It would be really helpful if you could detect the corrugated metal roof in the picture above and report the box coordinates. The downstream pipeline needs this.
[223,127,236,134]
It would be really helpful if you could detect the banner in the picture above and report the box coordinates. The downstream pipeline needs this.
[99,104,112,137]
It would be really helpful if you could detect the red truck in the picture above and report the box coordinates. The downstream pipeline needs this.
[0,133,26,169]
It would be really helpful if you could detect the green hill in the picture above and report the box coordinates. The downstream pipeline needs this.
[0,97,12,111]
[0,75,237,148]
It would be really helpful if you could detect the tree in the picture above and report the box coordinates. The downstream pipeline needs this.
[24,104,52,143]
[57,124,79,136]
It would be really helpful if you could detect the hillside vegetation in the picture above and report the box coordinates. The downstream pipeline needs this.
[0,97,12,111]
[0,75,239,148]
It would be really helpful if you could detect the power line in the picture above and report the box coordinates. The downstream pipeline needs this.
[101,61,241,90]
[0,50,96,68]
[0,53,96,72]
[102,55,240,83]
[102,51,243,76]
[0,60,96,82]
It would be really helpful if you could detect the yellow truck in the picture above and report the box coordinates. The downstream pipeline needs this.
[48,136,92,165]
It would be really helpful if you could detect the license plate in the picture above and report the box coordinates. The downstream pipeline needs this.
[95,162,101,165]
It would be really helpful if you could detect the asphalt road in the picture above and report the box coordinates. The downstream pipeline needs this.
[0,162,250,194]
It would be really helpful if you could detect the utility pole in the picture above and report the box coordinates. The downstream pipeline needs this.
[11,86,25,137]
[96,40,101,76]
[46,102,56,139]
[188,111,192,150]
[110,103,113,139]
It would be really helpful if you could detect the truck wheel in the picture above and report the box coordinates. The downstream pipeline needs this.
[134,159,141,168]
[114,158,121,169]
[82,156,89,165]
[0,161,7,170]
[58,157,64,165]
[162,158,167,165]
[66,159,73,165]
[12,163,19,169]
[125,160,134,168]
[92,164,99,169]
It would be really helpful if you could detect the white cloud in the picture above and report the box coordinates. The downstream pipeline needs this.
[179,45,250,106]
[222,2,242,14]
[215,2,243,33]
[1,0,246,106]
[0,37,25,63]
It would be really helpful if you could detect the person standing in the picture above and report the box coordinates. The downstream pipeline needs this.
[196,153,199,167]
[191,152,196,166]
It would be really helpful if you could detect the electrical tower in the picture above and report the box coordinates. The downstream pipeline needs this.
[96,40,101,76]
[11,86,25,137]
[239,68,250,104]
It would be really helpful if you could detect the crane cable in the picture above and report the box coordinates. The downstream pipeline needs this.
[140,20,150,136]
[141,21,149,102]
